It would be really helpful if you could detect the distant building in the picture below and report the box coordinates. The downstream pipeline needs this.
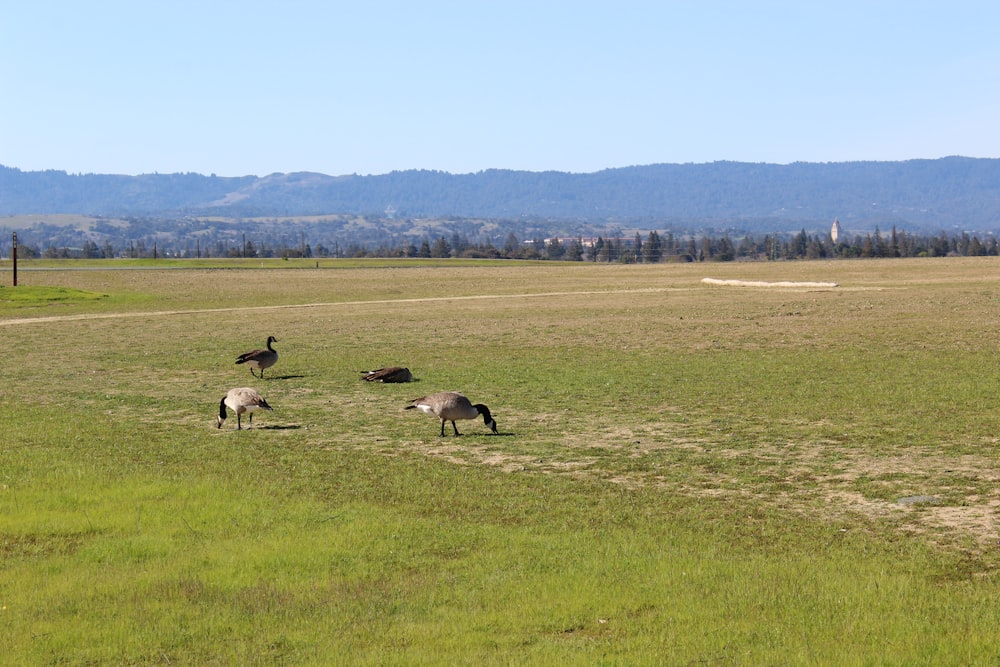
[531,237,638,248]
[830,218,842,243]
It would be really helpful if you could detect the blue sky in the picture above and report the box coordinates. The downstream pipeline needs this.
[2,1,998,177]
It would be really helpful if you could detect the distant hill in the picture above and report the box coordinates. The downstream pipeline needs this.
[2,157,1000,234]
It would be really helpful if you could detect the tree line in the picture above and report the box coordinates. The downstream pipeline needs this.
[12,225,998,262]
[347,227,999,262]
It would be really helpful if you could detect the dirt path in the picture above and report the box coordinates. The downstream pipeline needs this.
[0,287,682,327]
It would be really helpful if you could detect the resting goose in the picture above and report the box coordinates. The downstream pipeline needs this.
[405,391,498,436]
[217,387,272,429]
[361,367,413,383]
[235,336,278,378]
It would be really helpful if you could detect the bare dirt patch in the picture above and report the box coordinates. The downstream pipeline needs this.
[702,277,840,288]
[389,418,1000,549]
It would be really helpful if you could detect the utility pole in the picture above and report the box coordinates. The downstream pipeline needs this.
[12,231,17,286]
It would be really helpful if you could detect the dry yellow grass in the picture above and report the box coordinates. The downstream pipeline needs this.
[3,256,999,550]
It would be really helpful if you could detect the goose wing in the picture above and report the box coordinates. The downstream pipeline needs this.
[362,367,412,383]
[236,348,266,364]
[228,387,272,409]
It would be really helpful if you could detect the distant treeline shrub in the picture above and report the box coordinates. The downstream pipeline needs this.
[8,225,997,263]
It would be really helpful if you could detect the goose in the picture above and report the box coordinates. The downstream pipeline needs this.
[217,387,273,429]
[235,336,278,378]
[361,366,413,383]
[405,391,498,436]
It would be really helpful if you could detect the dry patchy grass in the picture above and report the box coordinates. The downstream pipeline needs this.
[4,257,1000,551]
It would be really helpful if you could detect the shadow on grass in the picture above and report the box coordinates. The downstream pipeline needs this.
[362,378,422,383]
[216,424,303,431]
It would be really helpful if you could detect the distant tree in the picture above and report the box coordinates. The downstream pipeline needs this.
[18,243,40,259]
[461,242,501,259]
[615,239,635,264]
[872,227,887,257]
[667,232,682,256]
[737,235,757,259]
[591,237,605,262]
[81,240,101,258]
[686,238,698,261]
[716,236,735,261]
[521,241,541,260]
[599,238,616,262]
[503,233,520,257]
[860,234,874,258]
[531,238,545,257]
[450,232,468,256]
[643,231,662,263]
[805,236,827,259]
[791,229,808,258]
[967,236,985,256]
[431,236,452,258]
[418,239,432,258]
[889,225,901,257]
[545,237,566,260]
[44,245,70,258]
[699,236,712,261]
[933,232,952,256]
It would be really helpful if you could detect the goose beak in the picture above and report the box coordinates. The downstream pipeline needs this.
[488,419,498,434]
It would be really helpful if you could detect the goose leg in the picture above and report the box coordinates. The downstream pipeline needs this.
[439,420,446,437]
[451,421,461,436]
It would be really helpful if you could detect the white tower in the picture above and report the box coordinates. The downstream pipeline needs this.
[831,218,842,243]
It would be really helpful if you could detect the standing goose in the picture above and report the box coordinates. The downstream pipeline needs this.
[235,336,278,378]
[405,391,498,436]
[217,387,273,429]
[361,366,413,383]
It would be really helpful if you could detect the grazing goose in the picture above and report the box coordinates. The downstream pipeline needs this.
[217,387,273,429]
[405,391,498,436]
[361,366,413,383]
[235,336,278,378]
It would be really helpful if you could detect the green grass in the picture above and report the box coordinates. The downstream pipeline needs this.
[0,284,108,307]
[2,257,1000,664]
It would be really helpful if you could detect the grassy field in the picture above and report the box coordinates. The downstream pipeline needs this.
[1,257,999,664]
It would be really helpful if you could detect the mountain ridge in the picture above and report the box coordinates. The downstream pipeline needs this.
[2,157,1000,234]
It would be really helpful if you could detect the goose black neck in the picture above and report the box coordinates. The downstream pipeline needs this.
[474,404,492,423]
